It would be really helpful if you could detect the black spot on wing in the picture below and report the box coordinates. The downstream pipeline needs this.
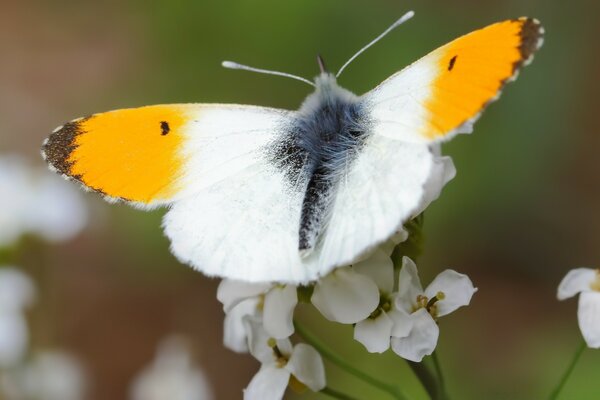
[448,55,457,71]
[160,120,170,135]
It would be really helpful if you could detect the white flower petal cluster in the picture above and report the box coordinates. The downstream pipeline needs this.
[558,268,600,348]
[217,280,297,353]
[0,155,88,248]
[130,336,213,400]
[217,280,324,400]
[314,253,476,362]
[243,318,325,400]
[392,257,477,361]
[0,267,35,368]
[16,350,88,400]
[216,218,476,398]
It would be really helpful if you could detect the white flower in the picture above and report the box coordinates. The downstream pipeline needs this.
[391,257,476,362]
[217,280,298,352]
[0,267,35,313]
[18,350,88,400]
[557,268,600,348]
[0,155,88,247]
[351,250,412,353]
[130,336,213,400]
[244,318,325,400]
[311,266,380,324]
[0,313,28,368]
[0,267,36,368]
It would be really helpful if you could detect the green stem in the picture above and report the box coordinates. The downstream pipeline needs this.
[320,386,361,400]
[294,320,409,400]
[549,340,586,400]
[408,361,440,400]
[431,351,449,400]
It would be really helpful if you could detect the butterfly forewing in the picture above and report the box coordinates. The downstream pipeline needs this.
[362,17,543,143]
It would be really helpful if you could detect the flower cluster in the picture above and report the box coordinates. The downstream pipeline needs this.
[0,155,88,247]
[0,268,35,368]
[130,336,214,400]
[217,246,476,399]
[0,267,89,400]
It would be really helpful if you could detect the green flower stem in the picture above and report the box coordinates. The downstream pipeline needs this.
[407,360,444,400]
[320,386,361,400]
[549,340,586,400]
[294,320,409,400]
[431,351,449,400]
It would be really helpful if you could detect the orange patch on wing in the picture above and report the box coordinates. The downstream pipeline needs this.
[423,18,542,139]
[68,105,193,204]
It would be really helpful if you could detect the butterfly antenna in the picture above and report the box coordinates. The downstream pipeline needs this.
[336,10,415,78]
[222,61,315,87]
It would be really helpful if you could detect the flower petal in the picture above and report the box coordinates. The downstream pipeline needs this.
[0,267,36,312]
[425,270,477,317]
[286,343,326,391]
[353,249,395,294]
[0,312,28,368]
[578,291,600,348]
[389,307,413,339]
[244,365,290,400]
[354,312,393,353]
[217,280,271,312]
[391,309,439,362]
[311,267,379,324]
[396,257,423,313]
[245,317,273,364]
[224,298,259,353]
[263,285,298,339]
[558,268,597,300]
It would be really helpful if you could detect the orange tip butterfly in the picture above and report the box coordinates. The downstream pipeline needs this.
[42,12,544,283]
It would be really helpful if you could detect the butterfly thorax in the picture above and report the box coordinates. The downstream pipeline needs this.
[275,73,371,255]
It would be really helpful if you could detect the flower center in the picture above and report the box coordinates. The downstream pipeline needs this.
[268,338,289,367]
[369,292,392,319]
[412,291,445,318]
[591,270,600,292]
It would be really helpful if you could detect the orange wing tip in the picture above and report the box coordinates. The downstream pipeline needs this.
[43,105,192,206]
[423,17,545,141]
[41,114,126,203]
[42,115,138,205]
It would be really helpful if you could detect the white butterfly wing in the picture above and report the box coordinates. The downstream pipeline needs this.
[314,136,451,272]
[159,106,323,283]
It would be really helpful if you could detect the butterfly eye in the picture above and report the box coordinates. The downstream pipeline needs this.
[160,121,170,136]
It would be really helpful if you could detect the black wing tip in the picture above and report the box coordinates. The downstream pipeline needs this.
[516,17,545,63]
[41,117,89,176]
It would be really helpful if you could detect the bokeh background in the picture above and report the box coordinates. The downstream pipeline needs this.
[1,0,599,399]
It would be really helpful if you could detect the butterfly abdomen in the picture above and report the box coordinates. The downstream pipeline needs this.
[271,74,372,253]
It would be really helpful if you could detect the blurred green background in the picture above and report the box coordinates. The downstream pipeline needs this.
[2,0,599,398]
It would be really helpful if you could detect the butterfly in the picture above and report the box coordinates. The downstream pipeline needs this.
[42,12,543,283]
